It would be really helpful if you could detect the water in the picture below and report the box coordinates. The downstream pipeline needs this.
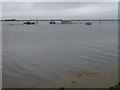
[2,21,118,88]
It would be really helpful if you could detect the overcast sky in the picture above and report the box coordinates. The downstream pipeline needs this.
[2,2,118,20]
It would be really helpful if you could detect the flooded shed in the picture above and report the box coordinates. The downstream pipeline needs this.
[61,20,72,24]
[23,21,35,25]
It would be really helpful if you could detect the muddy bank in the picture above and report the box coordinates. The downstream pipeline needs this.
[55,64,118,88]
[35,64,118,88]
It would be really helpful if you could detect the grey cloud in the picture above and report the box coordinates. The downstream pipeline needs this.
[2,2,118,19]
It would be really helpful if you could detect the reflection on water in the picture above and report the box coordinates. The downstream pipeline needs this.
[2,21,118,88]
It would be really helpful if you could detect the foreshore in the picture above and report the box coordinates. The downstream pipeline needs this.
[39,64,118,88]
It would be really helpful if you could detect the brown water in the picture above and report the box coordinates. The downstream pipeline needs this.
[2,21,118,88]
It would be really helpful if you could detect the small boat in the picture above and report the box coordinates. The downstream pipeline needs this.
[85,22,92,25]
[50,21,56,24]
[23,21,35,25]
[50,20,62,24]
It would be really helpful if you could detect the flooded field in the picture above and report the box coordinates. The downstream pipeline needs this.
[2,21,118,88]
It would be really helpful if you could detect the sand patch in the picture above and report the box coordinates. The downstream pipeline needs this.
[56,64,118,88]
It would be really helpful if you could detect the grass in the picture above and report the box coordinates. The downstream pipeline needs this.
[110,82,120,90]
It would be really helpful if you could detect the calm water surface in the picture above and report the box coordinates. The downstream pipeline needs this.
[2,21,118,88]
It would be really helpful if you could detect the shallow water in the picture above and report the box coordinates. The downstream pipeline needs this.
[2,21,118,88]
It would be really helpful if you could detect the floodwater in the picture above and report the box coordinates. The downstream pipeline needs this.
[2,21,118,88]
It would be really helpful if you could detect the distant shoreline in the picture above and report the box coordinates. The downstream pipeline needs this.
[0,19,119,21]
